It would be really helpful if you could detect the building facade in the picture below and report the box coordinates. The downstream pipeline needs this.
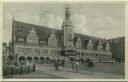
[12,7,113,62]
[108,37,125,62]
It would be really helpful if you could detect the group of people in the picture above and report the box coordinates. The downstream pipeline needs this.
[54,59,65,72]
[71,60,80,73]
[54,58,94,74]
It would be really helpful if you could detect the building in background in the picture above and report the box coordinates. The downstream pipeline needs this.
[2,43,10,64]
[108,37,125,62]
[7,7,125,63]
[2,43,8,55]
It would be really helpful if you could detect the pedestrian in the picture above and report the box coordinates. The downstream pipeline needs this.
[10,66,14,77]
[26,61,30,73]
[58,63,63,72]
[33,63,36,72]
[54,59,58,71]
[58,59,63,72]
[61,59,65,67]
[19,65,23,75]
[71,60,76,72]
[75,60,80,73]
[81,58,84,64]
[87,60,94,74]
[86,58,91,63]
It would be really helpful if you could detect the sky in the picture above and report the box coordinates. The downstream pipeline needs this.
[3,2,125,43]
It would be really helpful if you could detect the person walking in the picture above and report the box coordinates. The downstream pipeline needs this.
[32,63,36,72]
[61,59,65,67]
[58,63,63,72]
[81,58,84,64]
[75,60,80,73]
[54,59,58,71]
[58,59,63,72]
[71,59,75,72]
[86,58,91,63]
[87,60,94,74]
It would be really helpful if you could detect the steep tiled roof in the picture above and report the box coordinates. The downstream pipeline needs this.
[74,33,107,50]
[13,20,108,49]
[13,20,63,46]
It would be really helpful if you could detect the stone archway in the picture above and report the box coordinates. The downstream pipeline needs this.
[19,56,25,61]
[80,57,84,64]
[33,57,39,63]
[27,56,32,61]
[8,55,14,61]
[40,57,44,63]
[19,56,26,64]
[45,57,50,64]
[70,57,74,61]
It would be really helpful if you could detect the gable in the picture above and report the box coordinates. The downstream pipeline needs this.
[13,20,63,46]
[13,20,108,49]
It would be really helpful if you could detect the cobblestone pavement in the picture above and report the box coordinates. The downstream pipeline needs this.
[10,64,124,79]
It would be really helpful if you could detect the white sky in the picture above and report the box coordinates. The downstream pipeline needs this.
[3,2,125,43]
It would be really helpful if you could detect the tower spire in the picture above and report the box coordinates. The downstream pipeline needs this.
[65,6,70,20]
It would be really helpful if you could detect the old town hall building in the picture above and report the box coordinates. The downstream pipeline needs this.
[12,7,112,62]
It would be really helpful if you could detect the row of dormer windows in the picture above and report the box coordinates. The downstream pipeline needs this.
[17,27,110,52]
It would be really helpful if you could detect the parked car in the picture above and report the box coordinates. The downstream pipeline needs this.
[101,60,109,63]
[109,59,115,63]
[93,60,99,63]
[101,59,115,63]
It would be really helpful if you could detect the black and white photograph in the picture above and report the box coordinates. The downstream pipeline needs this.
[1,1,126,80]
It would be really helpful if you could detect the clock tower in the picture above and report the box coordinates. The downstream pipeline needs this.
[62,7,74,48]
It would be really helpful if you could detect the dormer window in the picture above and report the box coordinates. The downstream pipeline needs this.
[48,31,58,47]
[75,36,82,49]
[27,27,39,44]
[17,26,21,31]
[97,41,103,52]
[19,31,22,36]
[106,42,110,52]
[87,38,93,50]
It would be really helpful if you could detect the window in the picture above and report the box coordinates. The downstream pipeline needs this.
[92,53,94,57]
[97,54,99,57]
[77,52,80,55]
[109,54,112,58]
[17,26,21,31]
[43,49,48,54]
[48,32,58,46]
[57,50,60,54]
[17,47,24,53]
[25,48,32,53]
[34,49,40,54]
[82,52,84,56]
[86,53,89,56]
[69,34,72,41]
[27,28,39,44]
[95,54,96,57]
[90,53,92,57]
[54,50,57,54]
[106,54,108,57]
[84,52,86,56]
[103,54,105,57]
[51,50,54,54]
[100,54,102,57]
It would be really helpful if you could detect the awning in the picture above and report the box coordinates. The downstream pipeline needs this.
[60,49,78,56]
[61,49,77,52]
